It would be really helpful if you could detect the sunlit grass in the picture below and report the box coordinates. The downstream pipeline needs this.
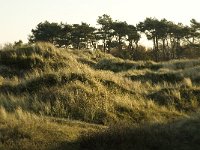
[0,42,200,149]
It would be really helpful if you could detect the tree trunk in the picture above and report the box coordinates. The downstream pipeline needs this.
[155,36,159,61]
[103,39,106,53]
[162,39,166,60]
[176,38,181,59]
[153,37,159,62]
[134,41,139,60]
[118,36,122,51]
[107,39,111,53]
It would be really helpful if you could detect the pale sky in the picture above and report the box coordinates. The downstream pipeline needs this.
[0,0,200,46]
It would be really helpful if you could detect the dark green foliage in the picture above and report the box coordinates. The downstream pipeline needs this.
[71,23,96,49]
[111,21,129,50]
[29,21,61,43]
[27,15,200,61]
[96,14,113,52]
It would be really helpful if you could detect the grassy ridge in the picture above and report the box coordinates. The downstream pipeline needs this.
[0,43,200,149]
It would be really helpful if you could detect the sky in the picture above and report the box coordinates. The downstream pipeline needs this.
[0,0,200,46]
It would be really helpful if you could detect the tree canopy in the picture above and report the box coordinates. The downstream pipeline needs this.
[29,15,200,61]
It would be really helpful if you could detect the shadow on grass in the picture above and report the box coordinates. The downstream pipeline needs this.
[78,116,200,150]
[50,141,81,150]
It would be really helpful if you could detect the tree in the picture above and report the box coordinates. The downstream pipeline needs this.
[137,18,161,61]
[29,21,61,44]
[126,25,140,60]
[157,19,171,60]
[188,19,200,44]
[111,21,129,51]
[167,23,190,58]
[127,25,140,50]
[14,40,23,47]
[56,23,72,47]
[71,23,95,49]
[137,18,191,60]
[97,14,113,52]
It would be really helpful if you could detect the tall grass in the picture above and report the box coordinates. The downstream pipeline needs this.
[0,42,200,149]
[0,107,103,150]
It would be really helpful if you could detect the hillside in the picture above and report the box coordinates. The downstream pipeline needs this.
[0,43,200,150]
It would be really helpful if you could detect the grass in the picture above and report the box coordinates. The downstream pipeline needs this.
[0,42,200,149]
[80,114,200,150]
[0,107,104,150]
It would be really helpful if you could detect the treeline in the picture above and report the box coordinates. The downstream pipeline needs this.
[29,14,200,61]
